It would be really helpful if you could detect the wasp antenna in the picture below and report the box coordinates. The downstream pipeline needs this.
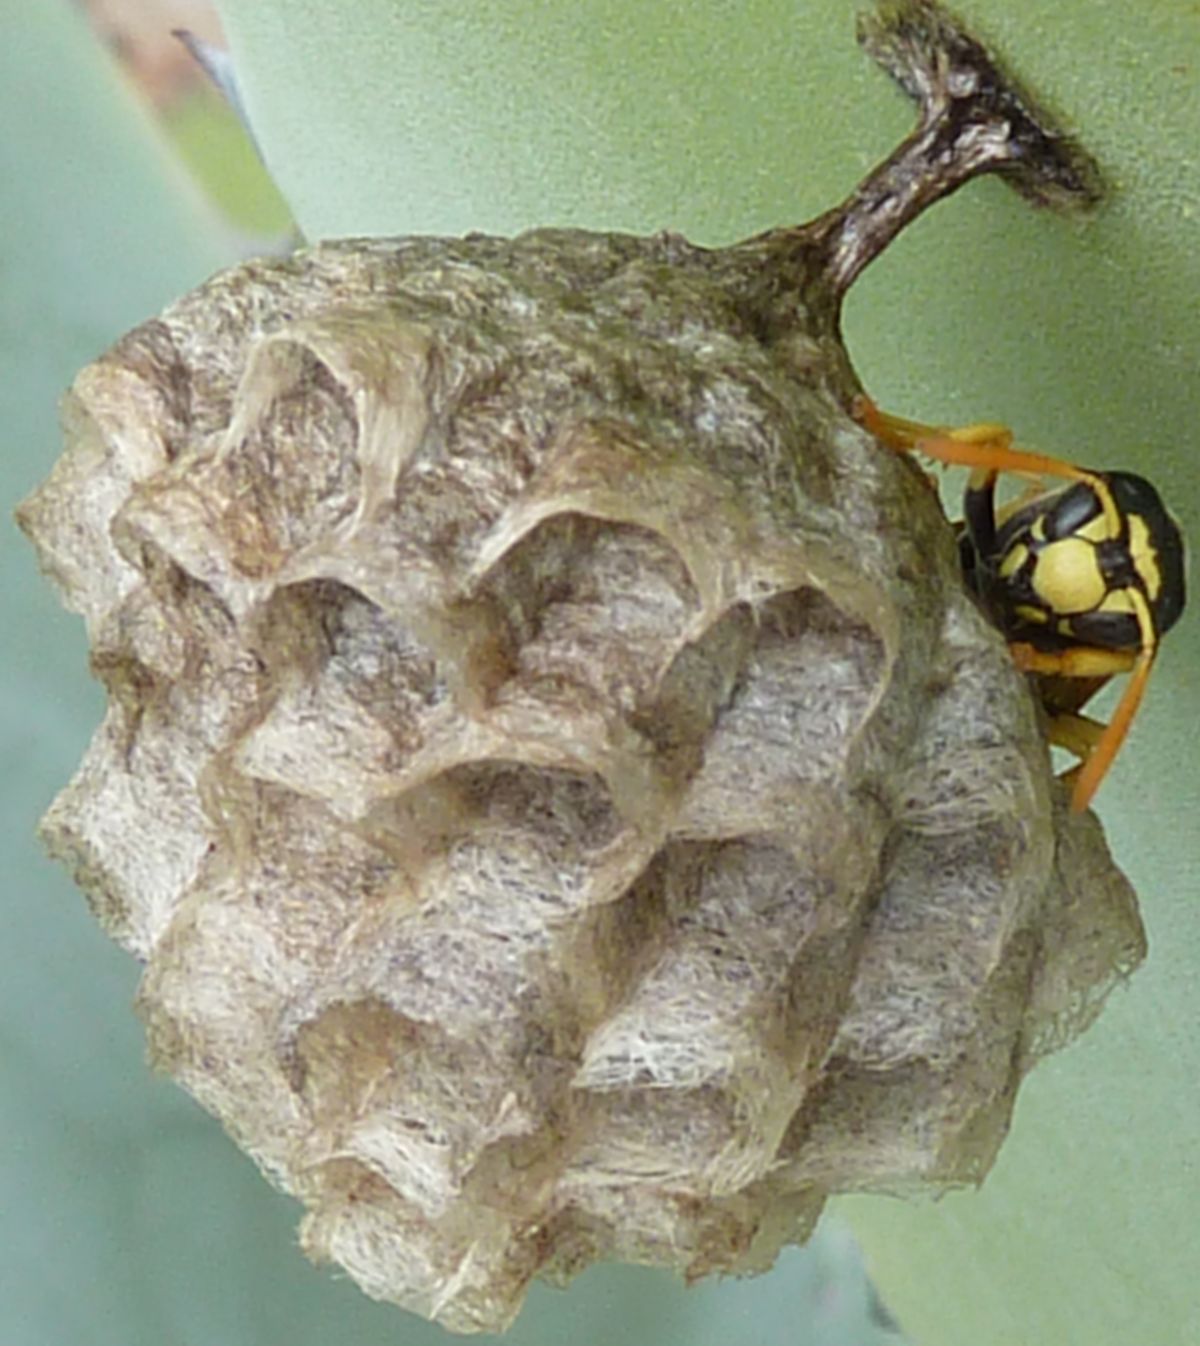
[1069,647,1154,811]
[817,1,1103,295]
[1068,589,1159,811]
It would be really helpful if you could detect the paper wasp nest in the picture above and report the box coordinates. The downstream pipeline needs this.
[19,3,1144,1334]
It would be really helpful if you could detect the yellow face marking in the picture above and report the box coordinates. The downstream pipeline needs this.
[1077,512,1113,543]
[1090,477,1124,540]
[1128,514,1162,600]
[1032,537,1107,614]
[1128,584,1158,653]
[1000,542,1029,579]
[1015,603,1049,625]
[1030,515,1047,542]
[1098,588,1136,616]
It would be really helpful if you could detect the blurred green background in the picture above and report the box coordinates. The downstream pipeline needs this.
[5,2,1197,1344]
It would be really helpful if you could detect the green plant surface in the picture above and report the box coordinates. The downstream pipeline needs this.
[212,2,1200,1344]
[162,85,293,235]
[4,6,239,1346]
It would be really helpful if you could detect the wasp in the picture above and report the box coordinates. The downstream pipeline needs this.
[854,397,1187,812]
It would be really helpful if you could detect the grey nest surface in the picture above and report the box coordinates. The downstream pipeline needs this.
[18,227,1143,1332]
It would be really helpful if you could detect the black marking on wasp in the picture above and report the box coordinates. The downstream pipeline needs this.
[855,398,1186,811]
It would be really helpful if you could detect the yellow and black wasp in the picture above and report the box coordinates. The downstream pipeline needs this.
[855,398,1187,812]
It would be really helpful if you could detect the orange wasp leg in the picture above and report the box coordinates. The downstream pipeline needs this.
[1010,640,1153,812]
[854,395,1012,455]
[1045,710,1106,762]
[852,396,1123,535]
[1045,713,1105,801]
[855,396,1091,480]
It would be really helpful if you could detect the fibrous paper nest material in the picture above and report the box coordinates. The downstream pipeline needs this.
[18,3,1144,1334]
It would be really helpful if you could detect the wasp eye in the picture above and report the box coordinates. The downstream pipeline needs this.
[1044,482,1102,541]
